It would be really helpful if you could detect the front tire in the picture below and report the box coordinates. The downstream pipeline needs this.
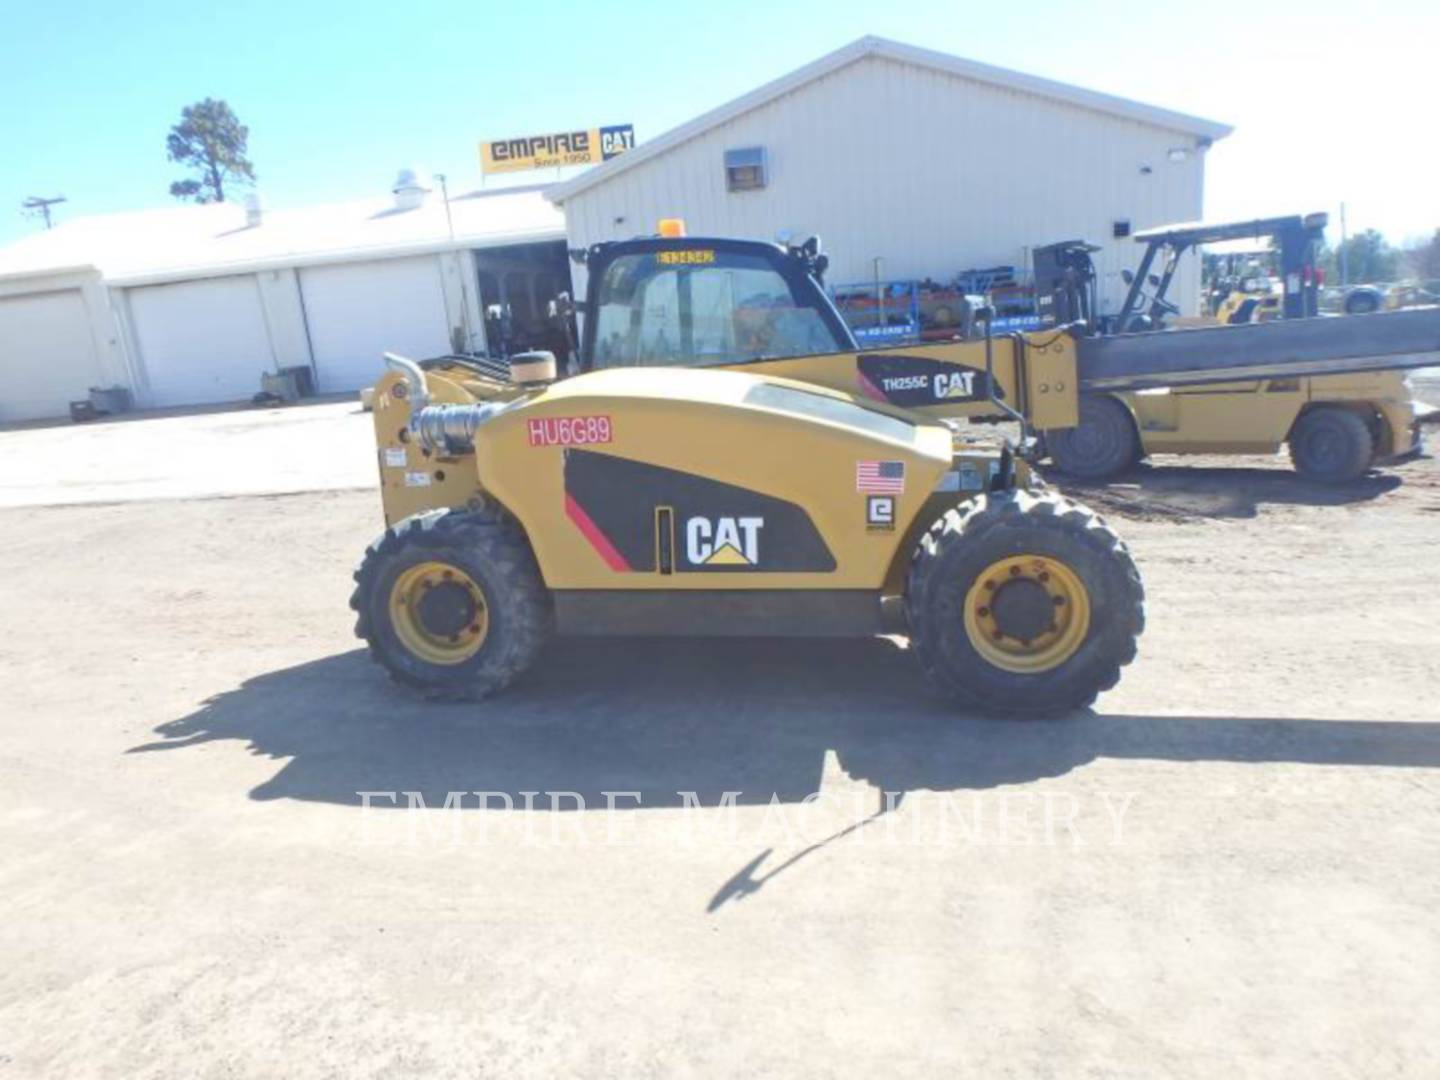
[351,509,552,700]
[906,490,1144,715]
[1344,289,1382,315]
[1288,406,1374,483]
[1045,395,1140,480]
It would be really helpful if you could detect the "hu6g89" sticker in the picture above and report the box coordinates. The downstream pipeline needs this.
[527,415,613,447]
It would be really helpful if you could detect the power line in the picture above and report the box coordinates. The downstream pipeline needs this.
[22,195,67,229]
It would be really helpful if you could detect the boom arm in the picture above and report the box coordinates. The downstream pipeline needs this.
[1076,307,1440,392]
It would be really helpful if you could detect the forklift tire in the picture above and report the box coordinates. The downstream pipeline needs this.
[906,489,1144,716]
[352,508,552,700]
[1044,395,1140,480]
[1288,406,1374,483]
[1344,289,1382,315]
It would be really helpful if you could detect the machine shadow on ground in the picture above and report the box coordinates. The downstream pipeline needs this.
[130,637,1440,811]
[1055,461,1411,521]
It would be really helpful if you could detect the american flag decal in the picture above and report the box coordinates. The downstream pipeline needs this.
[856,460,905,494]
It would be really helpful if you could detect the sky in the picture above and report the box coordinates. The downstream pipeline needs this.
[2,0,1436,249]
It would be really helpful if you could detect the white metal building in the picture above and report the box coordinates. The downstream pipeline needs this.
[550,36,1231,315]
[0,181,565,422]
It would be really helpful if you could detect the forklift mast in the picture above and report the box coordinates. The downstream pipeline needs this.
[1116,213,1328,330]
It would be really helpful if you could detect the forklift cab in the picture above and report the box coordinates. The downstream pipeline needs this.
[1206,244,1284,324]
[1115,213,1327,332]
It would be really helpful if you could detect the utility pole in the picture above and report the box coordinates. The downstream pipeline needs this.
[434,173,475,354]
[1338,201,1349,287]
[22,195,67,229]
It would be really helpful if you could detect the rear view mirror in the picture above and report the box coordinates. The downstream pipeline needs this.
[1148,274,1162,287]
[1121,269,1135,285]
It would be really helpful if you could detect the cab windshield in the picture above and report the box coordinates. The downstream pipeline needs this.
[589,248,849,368]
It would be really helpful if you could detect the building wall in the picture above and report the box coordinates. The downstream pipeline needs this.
[558,55,1209,316]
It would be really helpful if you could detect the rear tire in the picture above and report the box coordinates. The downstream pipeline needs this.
[351,508,552,700]
[1288,406,1374,483]
[1344,289,1382,315]
[906,489,1144,715]
[1045,395,1140,480]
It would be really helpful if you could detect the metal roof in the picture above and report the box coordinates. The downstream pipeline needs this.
[548,35,1233,205]
[0,184,566,288]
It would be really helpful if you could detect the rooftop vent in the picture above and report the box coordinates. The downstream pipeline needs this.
[392,167,431,211]
[243,192,265,227]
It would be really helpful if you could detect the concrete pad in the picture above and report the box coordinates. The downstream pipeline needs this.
[0,400,375,508]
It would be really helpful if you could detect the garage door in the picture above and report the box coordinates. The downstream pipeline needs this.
[0,290,106,422]
[128,275,273,407]
[300,256,452,392]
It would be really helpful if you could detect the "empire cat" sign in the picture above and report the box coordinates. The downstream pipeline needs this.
[479,124,635,175]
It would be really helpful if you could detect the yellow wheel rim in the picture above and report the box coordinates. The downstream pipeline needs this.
[962,554,1091,674]
[388,561,489,665]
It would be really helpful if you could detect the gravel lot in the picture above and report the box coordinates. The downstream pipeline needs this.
[0,402,1437,1078]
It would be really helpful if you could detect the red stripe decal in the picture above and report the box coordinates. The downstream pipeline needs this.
[564,493,632,572]
[856,371,888,402]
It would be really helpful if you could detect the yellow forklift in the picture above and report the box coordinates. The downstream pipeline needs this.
[1031,214,1429,480]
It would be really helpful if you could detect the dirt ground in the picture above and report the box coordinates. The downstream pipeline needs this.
[0,405,1437,1078]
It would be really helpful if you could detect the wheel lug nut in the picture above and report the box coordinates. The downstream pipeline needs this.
[992,630,1004,641]
[984,580,996,591]
[1038,571,1050,582]
[1009,566,1021,577]
[977,606,989,617]
[1053,595,1065,606]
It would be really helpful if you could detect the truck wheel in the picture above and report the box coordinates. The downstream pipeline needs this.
[906,489,1144,715]
[1344,289,1381,315]
[352,508,552,700]
[1288,407,1374,483]
[1044,395,1139,480]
